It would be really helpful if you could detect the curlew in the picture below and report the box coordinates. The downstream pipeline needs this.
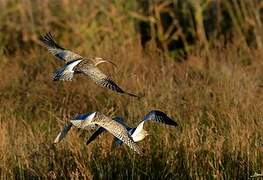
[39,33,137,97]
[85,110,178,146]
[54,112,142,155]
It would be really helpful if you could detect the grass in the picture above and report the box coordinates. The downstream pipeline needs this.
[0,0,262,179]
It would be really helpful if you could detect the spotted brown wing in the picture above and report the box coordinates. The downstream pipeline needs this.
[76,63,127,94]
[91,113,143,155]
[40,32,82,63]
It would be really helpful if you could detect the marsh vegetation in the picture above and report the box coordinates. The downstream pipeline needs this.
[0,0,262,179]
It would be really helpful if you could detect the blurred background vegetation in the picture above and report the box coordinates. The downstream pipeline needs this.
[0,0,262,179]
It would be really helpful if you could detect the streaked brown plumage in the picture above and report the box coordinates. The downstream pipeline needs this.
[85,110,178,146]
[39,33,137,97]
[54,112,142,155]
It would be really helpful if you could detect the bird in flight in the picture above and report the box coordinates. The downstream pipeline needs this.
[54,112,143,155]
[39,32,137,97]
[85,110,178,146]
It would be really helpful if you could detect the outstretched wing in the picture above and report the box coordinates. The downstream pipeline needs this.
[39,32,82,63]
[76,62,137,97]
[54,123,73,143]
[133,110,177,137]
[92,113,142,155]
[142,110,178,126]
[111,117,133,147]
[112,128,136,147]
[86,127,106,145]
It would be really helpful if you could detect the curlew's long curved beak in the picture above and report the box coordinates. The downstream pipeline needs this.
[94,59,118,68]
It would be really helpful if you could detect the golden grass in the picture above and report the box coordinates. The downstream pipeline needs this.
[0,0,262,179]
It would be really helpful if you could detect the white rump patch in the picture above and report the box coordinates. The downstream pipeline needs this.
[132,121,145,138]
[86,112,96,121]
[67,59,82,71]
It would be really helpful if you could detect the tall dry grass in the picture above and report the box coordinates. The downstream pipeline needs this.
[0,0,262,179]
